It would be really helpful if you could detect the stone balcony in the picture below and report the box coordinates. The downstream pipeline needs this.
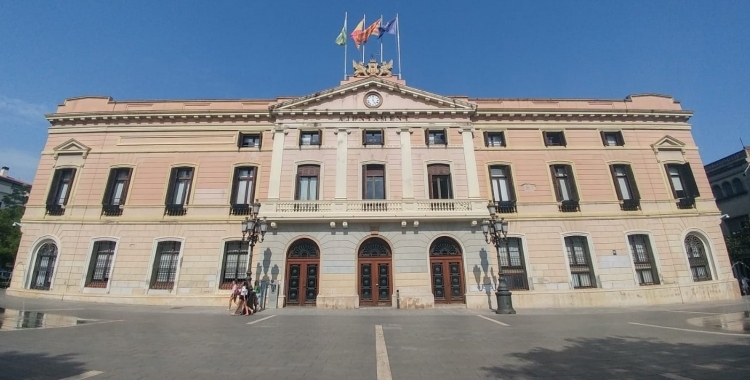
[265,199,487,221]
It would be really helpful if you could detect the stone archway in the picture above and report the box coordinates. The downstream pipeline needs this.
[285,238,320,306]
[429,237,465,304]
[358,237,392,307]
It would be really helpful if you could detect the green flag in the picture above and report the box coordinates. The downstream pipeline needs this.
[335,25,347,46]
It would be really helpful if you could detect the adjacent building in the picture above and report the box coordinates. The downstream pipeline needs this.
[0,166,31,209]
[7,62,741,308]
[705,147,750,279]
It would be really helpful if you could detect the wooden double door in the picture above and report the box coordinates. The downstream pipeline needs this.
[285,239,320,307]
[429,237,465,304]
[358,237,393,307]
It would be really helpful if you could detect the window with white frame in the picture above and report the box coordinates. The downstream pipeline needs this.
[628,234,659,285]
[564,236,596,288]
[220,241,249,289]
[150,241,181,290]
[86,240,116,288]
[684,234,712,282]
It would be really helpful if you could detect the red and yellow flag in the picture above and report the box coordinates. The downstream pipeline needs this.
[350,18,365,50]
[363,19,381,42]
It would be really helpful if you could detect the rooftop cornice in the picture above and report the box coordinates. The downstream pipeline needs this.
[45,110,273,124]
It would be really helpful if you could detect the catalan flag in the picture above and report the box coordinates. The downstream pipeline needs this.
[363,19,381,42]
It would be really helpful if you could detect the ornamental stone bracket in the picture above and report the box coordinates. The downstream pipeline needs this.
[353,59,394,78]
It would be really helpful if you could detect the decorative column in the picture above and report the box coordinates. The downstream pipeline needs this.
[267,125,287,199]
[334,128,349,199]
[460,124,481,198]
[398,127,414,199]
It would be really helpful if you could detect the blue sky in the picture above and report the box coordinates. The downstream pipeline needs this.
[1,0,749,183]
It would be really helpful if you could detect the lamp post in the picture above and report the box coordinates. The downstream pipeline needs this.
[241,201,268,280]
[481,201,516,314]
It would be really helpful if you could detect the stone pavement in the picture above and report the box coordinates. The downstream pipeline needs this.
[1,291,749,380]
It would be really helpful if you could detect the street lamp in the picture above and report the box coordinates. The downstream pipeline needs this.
[241,201,267,279]
[481,201,516,314]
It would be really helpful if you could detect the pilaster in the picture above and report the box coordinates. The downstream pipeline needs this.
[399,127,415,199]
[334,128,350,199]
[267,125,288,199]
[460,124,481,198]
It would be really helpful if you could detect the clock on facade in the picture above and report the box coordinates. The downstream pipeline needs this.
[364,92,382,108]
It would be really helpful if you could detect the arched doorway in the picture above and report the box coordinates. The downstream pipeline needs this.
[358,237,392,307]
[429,237,465,304]
[684,233,713,282]
[285,239,320,306]
[30,242,58,290]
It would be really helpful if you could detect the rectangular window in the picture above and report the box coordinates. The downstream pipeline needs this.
[564,236,596,288]
[489,165,516,213]
[609,164,640,211]
[497,237,529,290]
[300,131,321,146]
[628,235,659,286]
[220,241,248,289]
[102,168,132,216]
[550,165,579,211]
[601,131,625,146]
[425,129,447,146]
[363,164,386,200]
[231,167,256,206]
[484,132,506,147]
[363,130,384,145]
[665,163,700,199]
[46,168,77,215]
[238,133,261,148]
[150,241,181,290]
[543,131,566,147]
[428,164,453,199]
[295,165,320,212]
[86,241,116,288]
[167,168,193,206]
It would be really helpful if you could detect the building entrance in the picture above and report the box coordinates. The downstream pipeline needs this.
[285,239,319,306]
[429,237,465,304]
[358,237,392,307]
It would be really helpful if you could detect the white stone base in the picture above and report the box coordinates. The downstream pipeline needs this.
[316,294,359,309]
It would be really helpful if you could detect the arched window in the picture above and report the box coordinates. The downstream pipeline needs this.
[722,182,734,198]
[711,185,723,199]
[732,178,746,194]
[288,239,320,258]
[359,238,391,257]
[429,237,462,256]
[30,242,58,290]
[684,234,712,282]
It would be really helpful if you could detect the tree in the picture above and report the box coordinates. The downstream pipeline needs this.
[725,220,750,263]
[0,185,29,268]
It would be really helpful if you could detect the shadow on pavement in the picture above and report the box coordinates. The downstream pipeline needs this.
[481,336,750,379]
[0,350,89,379]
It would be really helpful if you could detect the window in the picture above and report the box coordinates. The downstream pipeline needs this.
[722,182,734,198]
[363,164,386,199]
[425,129,447,146]
[543,131,566,147]
[484,132,506,147]
[30,242,58,290]
[609,164,640,211]
[601,131,625,146]
[363,130,384,145]
[165,167,194,215]
[732,178,746,194]
[230,167,256,215]
[238,133,261,148]
[628,235,659,286]
[300,131,321,146]
[295,165,320,212]
[220,241,248,289]
[489,165,516,213]
[45,168,77,215]
[101,168,132,216]
[428,164,453,199]
[684,234,712,282]
[665,163,699,208]
[712,185,723,199]
[150,241,181,290]
[564,236,596,288]
[86,241,116,288]
[550,165,579,212]
[497,237,529,290]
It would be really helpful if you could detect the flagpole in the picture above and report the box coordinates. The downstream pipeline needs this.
[343,12,348,80]
[379,14,384,62]
[396,14,402,79]
[362,14,366,62]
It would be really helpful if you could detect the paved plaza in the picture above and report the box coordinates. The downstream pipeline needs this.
[1,291,749,380]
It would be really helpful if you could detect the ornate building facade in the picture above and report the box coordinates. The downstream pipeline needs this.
[7,63,741,308]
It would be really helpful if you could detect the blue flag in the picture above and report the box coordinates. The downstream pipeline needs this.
[378,18,396,38]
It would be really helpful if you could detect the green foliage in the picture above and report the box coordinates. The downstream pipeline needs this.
[0,185,29,268]
[725,222,750,261]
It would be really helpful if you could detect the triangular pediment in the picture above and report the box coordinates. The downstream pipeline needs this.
[53,138,91,158]
[270,77,476,115]
[651,135,686,152]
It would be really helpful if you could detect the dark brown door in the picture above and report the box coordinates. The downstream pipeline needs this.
[431,259,464,304]
[359,258,391,306]
[286,260,319,306]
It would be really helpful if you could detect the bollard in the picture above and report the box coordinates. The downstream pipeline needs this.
[396,289,400,309]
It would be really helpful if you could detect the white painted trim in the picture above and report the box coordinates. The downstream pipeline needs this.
[80,236,121,294]
[24,235,63,290]
[145,237,186,295]
[622,230,664,287]
[559,232,599,289]
[680,228,720,281]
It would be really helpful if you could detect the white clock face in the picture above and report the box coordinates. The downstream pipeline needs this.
[365,93,382,108]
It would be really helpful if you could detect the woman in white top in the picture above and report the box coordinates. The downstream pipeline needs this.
[228,280,239,310]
